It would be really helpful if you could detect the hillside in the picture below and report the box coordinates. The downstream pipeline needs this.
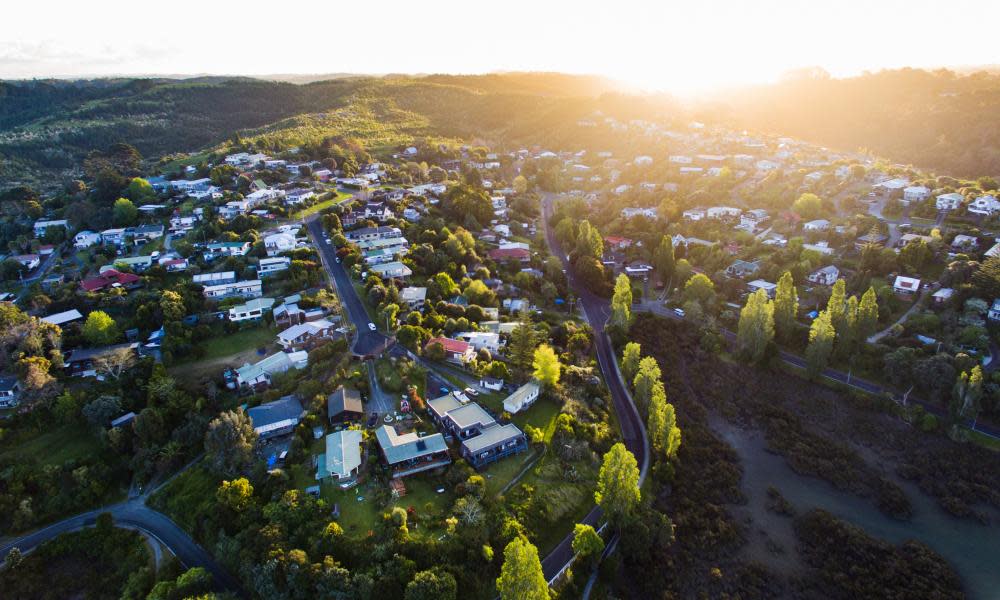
[714,68,1000,177]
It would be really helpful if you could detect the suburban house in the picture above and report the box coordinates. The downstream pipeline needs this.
[202,279,263,300]
[346,226,402,243]
[855,232,888,249]
[130,224,165,243]
[489,247,531,263]
[747,279,777,298]
[328,386,364,425]
[604,236,634,250]
[454,331,502,354]
[12,254,41,270]
[228,297,275,322]
[285,189,315,206]
[231,350,309,390]
[899,233,935,248]
[951,234,979,251]
[0,376,21,409]
[316,429,363,482]
[74,230,102,248]
[624,262,653,278]
[33,219,69,237]
[968,194,1000,216]
[80,269,141,293]
[425,337,475,364]
[258,256,291,276]
[375,424,451,478]
[277,319,338,350]
[364,202,393,222]
[480,377,504,392]
[400,287,427,310]
[932,288,955,305]
[682,208,706,221]
[740,209,769,228]
[273,301,326,328]
[428,395,494,440]
[803,219,830,232]
[903,185,930,204]
[936,192,964,211]
[370,262,412,279]
[707,206,741,220]
[726,259,760,278]
[41,309,83,326]
[64,343,139,377]
[193,271,237,286]
[264,232,297,256]
[100,228,127,246]
[893,275,922,298]
[203,241,252,260]
[247,395,304,440]
[110,255,153,272]
[807,265,840,286]
[461,423,528,469]
[169,215,199,234]
[426,393,529,468]
[620,207,658,219]
[989,299,1000,322]
[502,381,541,414]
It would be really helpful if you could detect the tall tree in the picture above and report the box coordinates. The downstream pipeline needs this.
[82,310,120,346]
[621,342,642,383]
[204,409,258,476]
[532,344,561,388]
[736,288,774,363]
[653,235,675,283]
[406,569,457,600]
[608,274,633,339]
[827,278,847,337]
[595,443,641,526]
[647,382,681,461]
[951,365,983,423]
[632,356,662,413]
[856,286,879,343]
[805,310,835,376]
[496,538,549,600]
[837,295,859,358]
[508,315,537,373]
[773,271,799,341]
[571,524,605,567]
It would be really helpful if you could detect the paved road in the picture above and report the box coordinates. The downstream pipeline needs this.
[365,359,396,416]
[0,497,242,594]
[537,194,650,583]
[304,216,391,357]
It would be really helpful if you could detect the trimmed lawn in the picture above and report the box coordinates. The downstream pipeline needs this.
[180,326,277,364]
[483,447,540,495]
[512,397,562,439]
[319,472,455,539]
[0,423,103,467]
[290,191,353,219]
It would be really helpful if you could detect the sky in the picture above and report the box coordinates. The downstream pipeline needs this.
[4,0,1000,94]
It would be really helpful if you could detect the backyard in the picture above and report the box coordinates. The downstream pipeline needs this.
[290,190,354,219]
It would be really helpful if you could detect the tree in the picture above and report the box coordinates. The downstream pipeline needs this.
[424,341,446,362]
[82,395,122,427]
[608,274,633,338]
[571,523,605,566]
[773,271,799,341]
[82,310,120,346]
[826,278,847,336]
[113,197,138,226]
[5,547,22,569]
[856,286,879,343]
[125,177,156,203]
[204,409,258,476]
[683,273,715,308]
[792,192,823,219]
[736,289,774,363]
[532,344,561,388]
[972,256,1000,299]
[217,478,254,512]
[621,342,642,383]
[406,569,457,600]
[632,357,662,412]
[653,235,675,282]
[92,346,137,380]
[595,443,641,526]
[900,239,933,273]
[160,290,186,322]
[952,365,983,422]
[496,537,549,600]
[513,175,529,195]
[838,295,859,358]
[508,317,537,373]
[805,310,835,376]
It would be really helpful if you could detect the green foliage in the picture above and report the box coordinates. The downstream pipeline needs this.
[736,288,774,363]
[496,537,549,600]
[594,443,640,526]
[204,409,257,476]
[571,523,605,561]
[113,197,138,226]
[621,342,642,383]
[532,344,561,388]
[82,310,120,346]
[773,271,798,341]
[608,274,633,339]
[805,310,835,376]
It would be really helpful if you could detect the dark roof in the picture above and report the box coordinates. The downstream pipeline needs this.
[247,395,304,430]
[66,342,139,363]
[0,376,18,392]
[328,386,363,418]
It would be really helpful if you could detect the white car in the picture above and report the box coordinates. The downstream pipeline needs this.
[368,323,377,331]
[673,308,685,318]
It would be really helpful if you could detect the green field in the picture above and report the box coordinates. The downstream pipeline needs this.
[290,191,354,219]
[320,472,455,539]
[0,423,103,467]
[180,326,277,364]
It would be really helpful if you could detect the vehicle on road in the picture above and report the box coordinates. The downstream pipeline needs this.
[464,387,479,397]
[673,308,686,317]
[335,257,341,263]
[368,322,376,331]
[899,222,912,230]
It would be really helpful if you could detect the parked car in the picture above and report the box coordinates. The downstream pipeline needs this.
[464,387,479,397]
[673,308,685,318]
[368,322,376,331]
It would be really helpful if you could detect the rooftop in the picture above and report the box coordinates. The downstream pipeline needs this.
[375,425,448,465]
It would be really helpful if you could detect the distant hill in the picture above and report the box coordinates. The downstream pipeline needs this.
[714,67,1000,177]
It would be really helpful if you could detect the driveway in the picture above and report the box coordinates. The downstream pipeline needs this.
[365,359,395,416]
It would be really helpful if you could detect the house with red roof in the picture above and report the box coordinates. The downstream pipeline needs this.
[488,247,530,263]
[425,337,475,365]
[604,236,633,250]
[80,269,141,293]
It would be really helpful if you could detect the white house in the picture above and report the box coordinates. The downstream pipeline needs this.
[682,208,706,221]
[229,297,275,322]
[968,194,1000,216]
[277,319,337,349]
[455,331,502,354]
[232,350,308,389]
[264,232,297,256]
[258,256,291,276]
[936,192,964,211]
[203,280,263,300]
[807,265,840,286]
[203,241,251,260]
[893,275,921,298]
[707,206,741,220]
[503,381,541,414]
[803,219,830,232]
[746,279,777,298]
[989,299,1000,322]
[902,185,930,204]
[33,219,69,238]
[620,207,658,219]
[74,231,102,248]
[740,209,769,228]
[400,287,427,309]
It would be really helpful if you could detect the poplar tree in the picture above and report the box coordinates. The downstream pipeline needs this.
[595,443,641,526]
[773,271,798,341]
[608,274,633,339]
[633,356,662,412]
[827,278,847,336]
[736,288,775,363]
[653,235,675,282]
[805,310,835,376]
[621,342,642,383]
[496,538,549,600]
[648,382,682,461]
[856,286,879,343]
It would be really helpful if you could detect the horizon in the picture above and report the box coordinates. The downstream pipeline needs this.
[6,0,1000,94]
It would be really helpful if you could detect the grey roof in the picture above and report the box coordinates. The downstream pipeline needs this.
[376,425,448,464]
[461,423,525,454]
[427,394,462,419]
[328,386,363,418]
[443,403,495,430]
[66,342,139,363]
[247,395,304,431]
[323,429,363,479]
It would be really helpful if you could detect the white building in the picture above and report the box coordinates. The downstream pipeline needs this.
[258,256,291,276]
[264,232,297,256]
[746,279,777,298]
[682,208,705,221]
[455,331,502,354]
[707,206,741,220]
[936,192,964,211]
[807,265,840,286]
[803,219,830,232]
[503,381,541,414]
[277,319,337,349]
[33,219,69,237]
[203,280,263,300]
[902,185,930,204]
[968,194,1000,216]
[229,298,275,322]
[74,231,102,248]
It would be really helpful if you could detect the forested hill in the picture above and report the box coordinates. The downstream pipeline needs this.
[714,68,1000,177]
[0,73,640,190]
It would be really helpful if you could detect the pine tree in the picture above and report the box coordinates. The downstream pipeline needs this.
[508,313,537,374]
[608,274,633,338]
[805,310,835,376]
[736,288,775,363]
[856,286,879,343]
[621,342,642,383]
[773,271,799,341]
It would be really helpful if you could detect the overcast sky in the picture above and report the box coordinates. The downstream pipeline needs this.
[4,0,999,93]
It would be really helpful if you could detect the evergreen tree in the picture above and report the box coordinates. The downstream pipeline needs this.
[773,271,798,341]
[496,538,549,600]
[805,310,835,376]
[736,288,775,363]
[856,286,879,343]
[594,443,641,526]
[508,313,537,373]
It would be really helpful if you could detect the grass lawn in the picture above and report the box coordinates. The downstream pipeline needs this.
[512,397,562,439]
[138,237,164,256]
[290,191,353,219]
[517,455,598,554]
[483,447,541,495]
[352,282,380,323]
[0,423,103,467]
[179,326,277,364]
[319,472,455,539]
[149,464,220,533]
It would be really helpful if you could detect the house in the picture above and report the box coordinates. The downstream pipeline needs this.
[245,188,286,207]
[370,261,412,279]
[425,337,475,364]
[74,231,101,248]
[364,202,392,222]
[130,224,165,243]
[455,331,502,354]
[110,255,153,273]
[203,280,263,300]
[502,381,541,414]
[903,186,930,204]
[12,254,40,270]
[893,275,922,298]
[110,412,136,428]
[327,386,364,425]
[604,236,633,250]
[803,219,830,232]
[624,262,653,278]
[0,376,20,409]
[231,350,308,389]
[100,228,127,246]
[193,271,237,286]
[427,396,496,439]
[682,208,706,221]
[32,219,68,237]
[874,177,910,193]
[169,215,199,233]
[726,259,760,278]
[346,226,402,243]
[489,247,531,263]
[707,206,741,220]
[80,269,141,293]
[951,234,979,251]
[936,192,964,211]
[277,319,337,349]
[968,194,1000,216]
[621,207,658,219]
[989,299,1000,322]
[228,297,275,322]
[807,265,840,286]
[899,233,935,248]
[461,423,528,468]
[264,233,297,256]
[855,232,888,249]
[316,429,363,482]
[746,279,777,298]
[375,424,451,478]
[400,287,427,309]
[803,241,835,256]
[247,395,304,440]
[258,256,291,276]
[203,241,251,260]
[41,309,83,326]
[740,209,769,228]
[64,343,139,377]
[932,288,955,305]
[480,377,504,392]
